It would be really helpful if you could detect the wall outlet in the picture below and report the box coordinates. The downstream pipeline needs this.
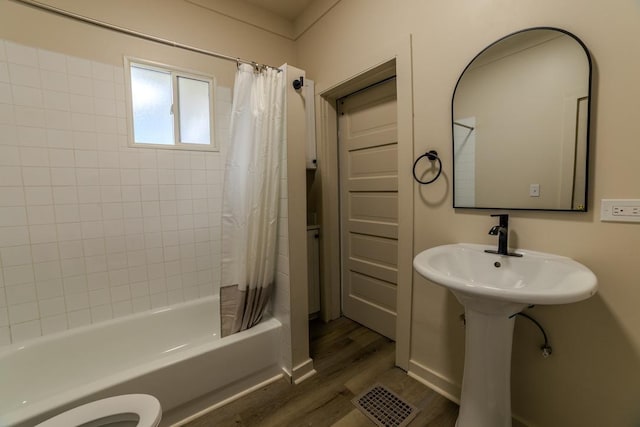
[601,199,640,222]
[529,184,540,197]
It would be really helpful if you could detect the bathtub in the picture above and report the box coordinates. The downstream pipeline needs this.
[0,296,283,427]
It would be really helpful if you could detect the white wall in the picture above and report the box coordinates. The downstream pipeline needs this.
[0,0,297,346]
[0,39,231,344]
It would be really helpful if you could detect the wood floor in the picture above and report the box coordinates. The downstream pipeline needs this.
[185,317,459,427]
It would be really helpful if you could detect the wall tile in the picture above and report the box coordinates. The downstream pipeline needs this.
[0,124,18,146]
[39,297,66,317]
[58,240,83,259]
[49,149,75,168]
[40,314,67,334]
[0,327,9,346]
[17,126,47,147]
[15,106,45,127]
[1,245,32,266]
[68,75,93,96]
[0,226,29,247]
[46,130,73,149]
[27,205,55,225]
[8,301,39,323]
[50,168,76,186]
[38,49,66,73]
[67,57,91,77]
[5,284,37,305]
[0,187,25,206]
[67,309,90,328]
[91,61,114,82]
[43,90,70,112]
[35,278,63,299]
[5,42,38,67]
[4,264,35,286]
[65,292,89,311]
[41,70,68,92]
[90,304,113,322]
[0,307,8,327]
[0,82,12,104]
[12,85,43,108]
[10,319,41,342]
[30,224,57,243]
[9,64,40,88]
[31,242,60,263]
[42,109,68,130]
[0,63,9,84]
[22,167,50,186]
[93,80,115,100]
[53,187,78,205]
[0,104,14,125]
[20,147,49,167]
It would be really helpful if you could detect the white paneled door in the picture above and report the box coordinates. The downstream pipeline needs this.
[338,78,398,340]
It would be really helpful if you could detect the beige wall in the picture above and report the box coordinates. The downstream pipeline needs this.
[0,0,296,87]
[297,1,640,426]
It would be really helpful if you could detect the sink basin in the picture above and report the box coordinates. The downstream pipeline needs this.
[413,243,597,427]
[413,243,597,306]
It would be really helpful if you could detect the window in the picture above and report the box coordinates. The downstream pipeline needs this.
[125,58,216,150]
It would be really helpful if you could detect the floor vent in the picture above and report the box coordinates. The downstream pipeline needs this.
[352,383,419,427]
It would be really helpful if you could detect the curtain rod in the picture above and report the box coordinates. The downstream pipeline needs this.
[11,0,281,71]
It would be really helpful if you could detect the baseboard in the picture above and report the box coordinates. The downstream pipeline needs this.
[167,373,284,426]
[291,358,316,384]
[407,359,461,404]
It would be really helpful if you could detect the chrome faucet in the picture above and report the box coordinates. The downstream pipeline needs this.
[485,214,522,257]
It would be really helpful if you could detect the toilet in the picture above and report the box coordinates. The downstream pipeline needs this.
[35,394,162,427]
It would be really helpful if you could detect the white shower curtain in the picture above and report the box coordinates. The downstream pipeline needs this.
[220,64,285,336]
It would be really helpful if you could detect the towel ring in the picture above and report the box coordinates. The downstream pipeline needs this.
[413,150,442,185]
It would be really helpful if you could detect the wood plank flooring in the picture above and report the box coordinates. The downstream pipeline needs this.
[185,317,459,426]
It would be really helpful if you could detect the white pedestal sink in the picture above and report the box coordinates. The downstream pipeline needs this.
[413,243,597,427]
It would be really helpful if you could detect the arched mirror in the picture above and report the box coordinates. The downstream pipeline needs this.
[452,28,592,211]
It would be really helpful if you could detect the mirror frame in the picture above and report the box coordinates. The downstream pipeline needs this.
[451,27,593,212]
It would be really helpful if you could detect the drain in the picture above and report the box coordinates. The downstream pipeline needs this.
[352,384,419,427]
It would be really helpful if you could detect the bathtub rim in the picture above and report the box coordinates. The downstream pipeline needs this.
[0,295,221,357]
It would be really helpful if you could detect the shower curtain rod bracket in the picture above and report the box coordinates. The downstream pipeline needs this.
[293,76,304,91]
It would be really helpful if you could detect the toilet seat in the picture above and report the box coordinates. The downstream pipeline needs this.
[35,394,162,427]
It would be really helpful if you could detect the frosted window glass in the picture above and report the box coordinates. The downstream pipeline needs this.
[131,65,174,145]
[178,76,211,145]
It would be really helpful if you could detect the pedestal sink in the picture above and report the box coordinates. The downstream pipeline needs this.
[413,243,597,427]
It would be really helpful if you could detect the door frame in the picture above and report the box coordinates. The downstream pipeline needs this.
[315,35,414,369]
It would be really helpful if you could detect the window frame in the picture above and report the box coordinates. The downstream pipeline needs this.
[124,57,218,152]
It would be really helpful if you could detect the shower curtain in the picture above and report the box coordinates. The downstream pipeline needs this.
[220,64,285,336]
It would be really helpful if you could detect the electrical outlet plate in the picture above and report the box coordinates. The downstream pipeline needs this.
[600,199,640,223]
[529,184,540,197]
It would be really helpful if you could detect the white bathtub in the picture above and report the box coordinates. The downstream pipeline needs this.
[0,296,283,427]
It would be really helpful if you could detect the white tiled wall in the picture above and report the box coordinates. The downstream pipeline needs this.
[0,39,232,345]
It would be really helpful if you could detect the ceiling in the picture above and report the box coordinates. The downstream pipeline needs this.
[244,0,314,21]
[186,0,336,40]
